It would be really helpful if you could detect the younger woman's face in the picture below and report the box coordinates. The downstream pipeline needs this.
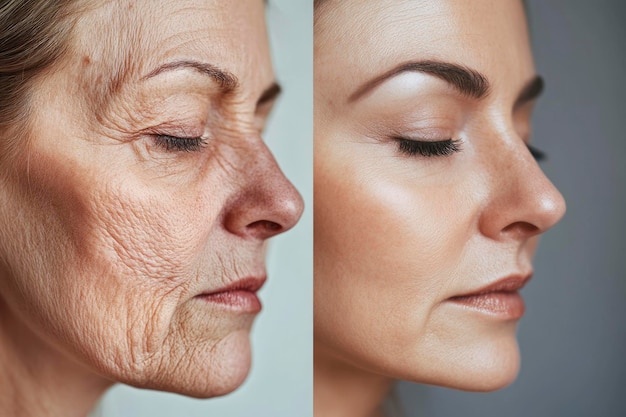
[314,0,566,390]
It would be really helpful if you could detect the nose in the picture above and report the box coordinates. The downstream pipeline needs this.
[222,139,304,240]
[478,139,566,241]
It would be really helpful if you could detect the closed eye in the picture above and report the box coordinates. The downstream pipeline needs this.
[153,135,207,152]
[394,138,462,157]
[527,144,546,161]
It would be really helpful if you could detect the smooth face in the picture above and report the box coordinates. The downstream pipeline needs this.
[0,0,302,397]
[315,0,566,390]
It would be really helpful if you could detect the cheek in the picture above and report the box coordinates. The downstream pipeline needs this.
[314,153,476,372]
[1,141,255,392]
[87,183,207,282]
[24,144,214,289]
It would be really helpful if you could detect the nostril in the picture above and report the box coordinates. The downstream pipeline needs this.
[248,220,282,234]
[501,221,540,238]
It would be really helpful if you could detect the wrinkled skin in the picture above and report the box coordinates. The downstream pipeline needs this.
[314,0,566,415]
[0,0,303,407]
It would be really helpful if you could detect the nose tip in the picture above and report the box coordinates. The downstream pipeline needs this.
[248,179,304,238]
[535,185,566,231]
[278,185,305,232]
[480,144,567,241]
[223,144,304,241]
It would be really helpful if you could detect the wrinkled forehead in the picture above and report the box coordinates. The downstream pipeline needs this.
[315,0,534,103]
[69,0,272,99]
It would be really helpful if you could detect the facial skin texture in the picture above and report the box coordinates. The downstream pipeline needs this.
[314,1,566,416]
[0,0,303,415]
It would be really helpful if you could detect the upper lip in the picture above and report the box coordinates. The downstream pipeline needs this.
[198,276,266,296]
[450,273,533,299]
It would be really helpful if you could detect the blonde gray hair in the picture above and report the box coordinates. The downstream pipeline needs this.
[0,0,79,159]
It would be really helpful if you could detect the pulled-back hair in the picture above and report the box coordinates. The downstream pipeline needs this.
[0,0,79,159]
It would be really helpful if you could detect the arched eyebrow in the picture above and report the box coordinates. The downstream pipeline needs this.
[348,60,490,103]
[142,60,239,94]
[348,59,545,108]
[142,60,280,107]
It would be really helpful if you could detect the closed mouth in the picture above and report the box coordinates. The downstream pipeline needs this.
[196,276,266,313]
[447,274,532,319]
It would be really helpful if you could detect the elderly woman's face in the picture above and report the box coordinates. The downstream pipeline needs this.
[314,0,565,390]
[0,0,302,397]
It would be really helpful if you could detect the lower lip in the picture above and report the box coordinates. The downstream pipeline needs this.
[448,291,525,319]
[197,290,262,313]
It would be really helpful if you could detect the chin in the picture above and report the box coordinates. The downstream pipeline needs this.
[428,336,522,392]
[384,327,522,392]
[123,329,254,398]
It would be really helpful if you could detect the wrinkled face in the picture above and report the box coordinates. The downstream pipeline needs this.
[314,0,566,390]
[0,0,302,397]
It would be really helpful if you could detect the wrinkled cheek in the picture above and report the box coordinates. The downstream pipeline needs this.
[0,153,135,372]
[4,150,93,297]
[72,184,215,361]
[12,150,214,375]
[86,189,200,282]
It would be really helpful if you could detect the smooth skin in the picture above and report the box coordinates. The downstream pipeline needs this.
[0,1,303,416]
[314,1,566,416]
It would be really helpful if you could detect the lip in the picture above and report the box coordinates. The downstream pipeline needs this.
[447,274,532,319]
[196,276,266,313]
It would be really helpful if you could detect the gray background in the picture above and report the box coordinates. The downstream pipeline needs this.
[398,1,626,416]
[95,1,313,416]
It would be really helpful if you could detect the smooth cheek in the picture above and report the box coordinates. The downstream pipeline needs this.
[315,139,469,374]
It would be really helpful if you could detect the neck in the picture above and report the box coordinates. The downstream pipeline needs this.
[315,343,394,417]
[0,298,112,417]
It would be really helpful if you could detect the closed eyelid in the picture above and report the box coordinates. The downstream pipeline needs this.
[526,144,546,161]
[514,76,544,110]
[395,138,463,157]
[257,82,281,108]
[152,135,207,152]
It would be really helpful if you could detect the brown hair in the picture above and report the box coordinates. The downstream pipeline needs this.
[0,0,79,159]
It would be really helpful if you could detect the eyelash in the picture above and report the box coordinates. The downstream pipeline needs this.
[527,144,546,161]
[395,138,547,161]
[153,135,207,152]
[395,138,462,157]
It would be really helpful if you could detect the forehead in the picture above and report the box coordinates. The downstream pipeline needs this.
[315,0,534,102]
[71,0,272,96]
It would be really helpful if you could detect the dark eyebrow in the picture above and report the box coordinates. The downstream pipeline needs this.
[514,75,544,109]
[257,82,282,107]
[348,60,490,103]
[142,60,239,94]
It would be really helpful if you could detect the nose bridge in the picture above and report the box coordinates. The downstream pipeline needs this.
[242,135,296,200]
[222,134,304,240]
[479,127,566,240]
